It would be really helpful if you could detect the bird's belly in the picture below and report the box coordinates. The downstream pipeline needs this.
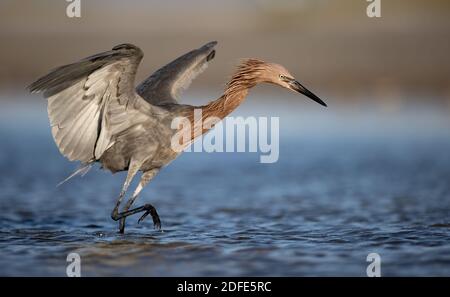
[99,143,130,173]
[141,147,180,171]
[98,137,180,173]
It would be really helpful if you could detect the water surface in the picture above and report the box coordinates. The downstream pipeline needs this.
[0,99,449,276]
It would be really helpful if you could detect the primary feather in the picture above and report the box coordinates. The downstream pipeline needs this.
[28,44,148,163]
[137,41,217,105]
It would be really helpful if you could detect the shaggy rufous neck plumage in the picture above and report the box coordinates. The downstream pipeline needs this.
[204,59,266,118]
[183,59,267,139]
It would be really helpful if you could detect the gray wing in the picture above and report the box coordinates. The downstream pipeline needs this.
[28,44,151,163]
[136,41,217,105]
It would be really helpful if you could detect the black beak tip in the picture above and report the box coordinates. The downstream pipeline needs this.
[299,88,327,107]
[288,79,327,107]
[318,99,327,107]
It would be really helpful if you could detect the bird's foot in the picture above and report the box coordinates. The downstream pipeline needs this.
[138,204,161,230]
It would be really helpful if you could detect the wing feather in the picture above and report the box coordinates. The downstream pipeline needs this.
[137,41,217,105]
[28,43,150,163]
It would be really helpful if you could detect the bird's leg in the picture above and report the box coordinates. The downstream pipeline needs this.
[110,161,140,223]
[116,203,161,231]
[118,169,160,233]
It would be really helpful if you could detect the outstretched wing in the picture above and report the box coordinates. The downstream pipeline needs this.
[28,44,150,163]
[137,41,217,105]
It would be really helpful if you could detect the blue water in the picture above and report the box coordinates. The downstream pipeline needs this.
[0,99,449,276]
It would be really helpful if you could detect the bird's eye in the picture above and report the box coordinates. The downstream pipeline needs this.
[280,75,290,82]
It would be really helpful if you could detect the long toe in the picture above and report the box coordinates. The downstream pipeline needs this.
[152,214,161,230]
[148,205,161,230]
[137,204,161,230]
[138,210,150,224]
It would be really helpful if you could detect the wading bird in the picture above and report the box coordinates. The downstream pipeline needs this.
[28,41,326,233]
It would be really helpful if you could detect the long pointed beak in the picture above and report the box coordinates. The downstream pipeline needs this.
[289,80,327,107]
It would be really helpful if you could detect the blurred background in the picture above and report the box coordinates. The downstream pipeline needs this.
[1,0,450,104]
[0,0,449,276]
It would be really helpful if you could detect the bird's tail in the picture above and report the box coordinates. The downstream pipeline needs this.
[57,162,93,187]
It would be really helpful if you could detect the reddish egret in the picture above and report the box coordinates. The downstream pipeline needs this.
[28,41,326,233]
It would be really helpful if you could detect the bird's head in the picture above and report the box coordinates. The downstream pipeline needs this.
[241,59,327,107]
